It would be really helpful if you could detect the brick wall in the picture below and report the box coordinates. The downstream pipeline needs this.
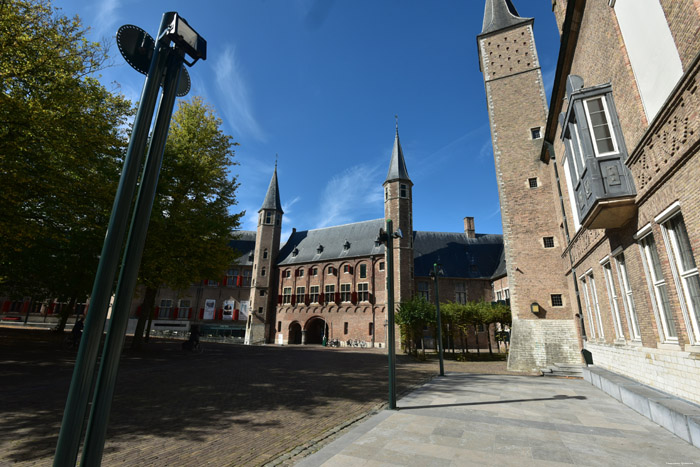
[507,318,580,371]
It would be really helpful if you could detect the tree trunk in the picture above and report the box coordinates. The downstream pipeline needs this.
[474,325,480,354]
[487,324,493,355]
[55,297,77,332]
[132,286,157,349]
[421,336,425,359]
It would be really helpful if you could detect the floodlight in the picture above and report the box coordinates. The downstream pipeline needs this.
[164,13,207,65]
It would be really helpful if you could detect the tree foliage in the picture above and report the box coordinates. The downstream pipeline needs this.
[396,296,435,355]
[132,97,243,347]
[0,0,132,323]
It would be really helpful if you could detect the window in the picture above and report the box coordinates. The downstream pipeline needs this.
[358,283,369,302]
[359,264,367,279]
[207,279,218,287]
[400,184,407,198]
[325,285,335,304]
[344,322,349,335]
[588,273,604,339]
[159,299,172,319]
[282,287,292,304]
[528,177,538,188]
[327,267,335,275]
[296,287,305,305]
[298,268,304,278]
[265,211,273,225]
[530,127,541,139]
[178,299,191,319]
[369,322,374,336]
[385,187,388,200]
[455,282,467,304]
[258,307,264,314]
[227,268,238,286]
[283,270,291,279]
[340,284,351,302]
[259,289,265,296]
[379,262,385,271]
[551,294,563,307]
[613,252,640,340]
[602,261,625,339]
[263,249,268,259]
[584,97,617,156]
[343,265,351,274]
[504,288,510,300]
[261,267,266,277]
[312,267,318,276]
[579,276,597,339]
[418,282,430,301]
[640,233,677,341]
[242,270,252,286]
[277,321,281,332]
[661,213,700,342]
[496,290,502,301]
[310,286,319,303]
[543,237,555,248]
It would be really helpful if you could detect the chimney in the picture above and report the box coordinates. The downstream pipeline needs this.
[464,217,475,238]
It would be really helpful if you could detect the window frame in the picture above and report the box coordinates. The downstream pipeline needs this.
[638,232,678,342]
[324,284,335,304]
[340,283,351,302]
[400,184,407,198]
[612,250,641,341]
[601,258,625,340]
[357,282,369,302]
[310,285,320,304]
[579,274,597,339]
[583,96,619,157]
[295,286,305,305]
[455,282,467,304]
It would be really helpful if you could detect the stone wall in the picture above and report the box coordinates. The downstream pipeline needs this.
[507,318,581,371]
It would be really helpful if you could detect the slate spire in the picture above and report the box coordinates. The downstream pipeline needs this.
[260,163,283,213]
[384,119,411,185]
[481,0,530,35]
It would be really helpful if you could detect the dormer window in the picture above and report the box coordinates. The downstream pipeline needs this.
[343,241,350,250]
[292,248,299,257]
[317,245,323,254]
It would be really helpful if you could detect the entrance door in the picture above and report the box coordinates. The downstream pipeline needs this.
[305,318,327,344]
[288,322,302,344]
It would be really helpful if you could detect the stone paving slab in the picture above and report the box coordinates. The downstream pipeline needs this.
[297,373,700,466]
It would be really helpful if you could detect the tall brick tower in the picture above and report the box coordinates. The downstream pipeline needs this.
[383,123,414,305]
[478,0,579,371]
[245,165,283,344]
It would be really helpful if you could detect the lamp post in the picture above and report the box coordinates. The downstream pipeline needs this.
[53,12,205,466]
[429,263,445,377]
[377,219,402,410]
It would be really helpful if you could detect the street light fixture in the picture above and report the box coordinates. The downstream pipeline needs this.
[163,13,207,65]
[429,263,445,377]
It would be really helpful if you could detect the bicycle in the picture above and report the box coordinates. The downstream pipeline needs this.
[182,339,203,353]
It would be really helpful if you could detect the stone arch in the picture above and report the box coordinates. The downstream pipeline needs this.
[288,321,302,345]
[304,316,328,345]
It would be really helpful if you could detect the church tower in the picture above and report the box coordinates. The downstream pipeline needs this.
[245,165,283,344]
[383,123,414,305]
[478,0,579,371]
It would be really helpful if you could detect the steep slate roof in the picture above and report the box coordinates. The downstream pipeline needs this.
[491,249,507,280]
[480,0,530,35]
[259,166,283,213]
[384,129,411,184]
[228,231,256,266]
[413,231,504,279]
[277,219,386,265]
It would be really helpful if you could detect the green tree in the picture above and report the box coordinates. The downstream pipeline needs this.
[131,97,243,348]
[396,296,435,357]
[0,0,132,329]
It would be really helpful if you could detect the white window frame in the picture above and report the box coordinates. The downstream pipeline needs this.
[159,299,173,319]
[282,287,292,304]
[455,282,467,304]
[178,299,191,319]
[612,249,641,340]
[310,285,320,303]
[340,283,351,302]
[358,282,369,302]
[601,258,625,340]
[296,286,305,305]
[583,96,619,157]
[639,232,678,342]
[658,207,700,344]
[324,284,335,303]
[579,274,597,339]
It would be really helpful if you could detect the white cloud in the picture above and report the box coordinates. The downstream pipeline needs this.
[214,45,265,142]
[92,0,121,39]
[314,164,383,229]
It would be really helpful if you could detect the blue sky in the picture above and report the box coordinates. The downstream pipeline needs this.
[52,0,561,240]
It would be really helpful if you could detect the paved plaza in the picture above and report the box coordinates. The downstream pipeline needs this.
[299,373,700,466]
[1,327,699,466]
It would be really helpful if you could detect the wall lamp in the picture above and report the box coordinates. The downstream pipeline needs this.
[530,302,540,313]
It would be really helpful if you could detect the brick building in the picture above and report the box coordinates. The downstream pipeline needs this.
[480,0,700,403]
[117,126,506,348]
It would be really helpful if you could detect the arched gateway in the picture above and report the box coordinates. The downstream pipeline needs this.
[304,317,328,345]
[288,321,302,345]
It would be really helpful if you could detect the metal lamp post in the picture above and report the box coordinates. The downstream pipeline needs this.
[378,220,402,410]
[429,263,445,377]
[53,12,206,466]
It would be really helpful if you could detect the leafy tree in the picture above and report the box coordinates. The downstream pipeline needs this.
[396,296,435,357]
[0,0,132,329]
[131,97,242,348]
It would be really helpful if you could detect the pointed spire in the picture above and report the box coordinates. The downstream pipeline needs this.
[384,118,411,185]
[481,0,530,35]
[260,164,283,213]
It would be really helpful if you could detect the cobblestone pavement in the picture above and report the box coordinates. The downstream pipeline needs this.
[0,327,511,466]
